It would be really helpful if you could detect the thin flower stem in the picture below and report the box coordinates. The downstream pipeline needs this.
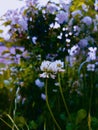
[58,74,71,121]
[45,79,61,130]
[88,73,93,130]
[44,120,46,130]
[88,113,92,130]
[6,114,19,130]
[0,117,12,129]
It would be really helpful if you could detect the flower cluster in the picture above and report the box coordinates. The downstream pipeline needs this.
[40,60,65,79]
[87,47,97,61]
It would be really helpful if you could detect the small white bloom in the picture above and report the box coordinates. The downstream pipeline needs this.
[66,38,71,43]
[57,32,63,39]
[87,47,97,61]
[29,17,32,21]
[88,47,97,52]
[40,60,51,71]
[40,60,65,79]
[32,36,37,44]
[40,72,49,78]
[87,64,95,71]
[50,22,60,29]
[65,34,68,37]
[68,45,79,56]
[62,27,66,31]
[53,22,60,29]
[69,32,72,36]
[94,0,98,11]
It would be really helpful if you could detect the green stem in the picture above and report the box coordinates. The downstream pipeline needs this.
[45,79,61,130]
[88,73,93,130]
[0,117,12,129]
[44,120,46,130]
[58,74,71,121]
[6,114,19,130]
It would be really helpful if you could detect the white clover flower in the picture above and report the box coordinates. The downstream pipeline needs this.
[40,72,49,78]
[68,45,80,56]
[40,60,51,71]
[50,60,65,73]
[87,47,97,61]
[40,60,65,78]
[87,64,95,71]
[94,0,98,11]
[81,16,92,26]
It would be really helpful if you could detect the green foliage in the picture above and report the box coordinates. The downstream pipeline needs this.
[76,109,87,125]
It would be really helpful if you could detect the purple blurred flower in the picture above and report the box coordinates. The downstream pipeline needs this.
[55,11,69,24]
[46,3,58,14]
[81,16,92,26]
[35,79,44,88]
[72,10,82,17]
[41,93,46,100]
[78,39,88,48]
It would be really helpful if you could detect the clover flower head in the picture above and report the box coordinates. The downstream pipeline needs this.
[52,60,64,72]
[40,60,51,71]
[40,60,65,78]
